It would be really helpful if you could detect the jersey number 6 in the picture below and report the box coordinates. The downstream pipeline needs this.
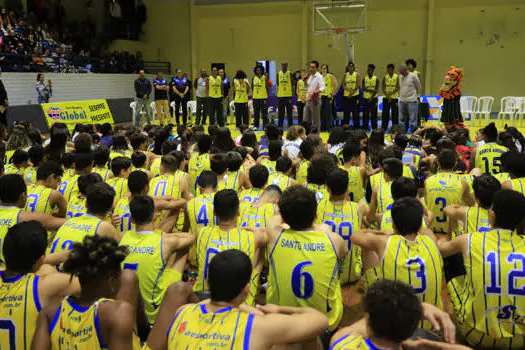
[292,261,314,299]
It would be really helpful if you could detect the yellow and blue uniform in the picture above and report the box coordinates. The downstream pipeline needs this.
[48,214,102,257]
[194,226,257,306]
[268,229,342,331]
[239,188,264,204]
[455,229,525,348]
[329,335,378,350]
[260,158,276,173]
[425,172,464,233]
[189,153,211,196]
[149,174,181,199]
[167,304,254,349]
[252,75,268,99]
[108,177,128,203]
[267,173,293,192]
[4,164,23,176]
[495,172,511,184]
[296,160,310,186]
[316,199,361,284]
[62,168,75,182]
[220,171,243,192]
[150,158,162,177]
[402,145,423,167]
[120,229,180,324]
[24,166,38,184]
[234,79,249,103]
[49,297,141,349]
[385,73,399,99]
[344,72,359,97]
[24,184,53,215]
[92,167,112,182]
[0,272,41,349]
[322,73,334,97]
[363,75,377,99]
[305,183,330,203]
[66,196,87,219]
[109,149,132,160]
[0,205,22,265]
[187,193,215,266]
[58,174,79,202]
[465,206,490,234]
[114,197,132,234]
[509,178,525,195]
[380,209,428,232]
[297,79,307,103]
[239,202,277,228]
[376,181,393,214]
[340,165,364,202]
[208,75,223,98]
[475,142,507,175]
[277,70,292,97]
[369,166,414,190]
[4,150,14,164]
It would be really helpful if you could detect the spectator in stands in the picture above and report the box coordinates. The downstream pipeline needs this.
[0,69,8,126]
[134,69,152,126]
[36,73,52,104]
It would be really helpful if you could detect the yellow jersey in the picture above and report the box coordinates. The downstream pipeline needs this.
[376,181,393,214]
[297,79,307,103]
[322,73,333,97]
[208,76,222,98]
[260,158,276,173]
[49,297,141,350]
[4,164,23,176]
[3,150,14,164]
[25,184,53,215]
[330,335,376,350]
[369,166,414,190]
[114,197,133,234]
[495,172,511,184]
[252,75,268,99]
[149,174,181,199]
[459,229,525,339]
[402,145,423,167]
[239,188,264,204]
[267,173,293,192]
[380,209,428,233]
[23,166,37,184]
[380,235,443,329]
[108,177,128,203]
[189,153,211,196]
[62,168,75,182]
[219,171,243,192]
[465,206,490,234]
[475,143,507,175]
[305,183,330,203]
[167,304,254,349]
[425,172,464,233]
[340,165,364,203]
[297,160,310,185]
[58,174,79,202]
[0,272,41,350]
[92,167,112,182]
[509,178,525,195]
[0,205,22,265]
[363,75,377,99]
[277,70,292,97]
[49,214,102,257]
[344,72,359,97]
[109,149,132,160]
[149,158,161,177]
[119,229,178,324]
[66,196,87,219]
[187,193,215,266]
[384,73,399,99]
[316,199,361,284]
[239,201,277,228]
[234,79,249,103]
[194,226,258,306]
[267,229,343,331]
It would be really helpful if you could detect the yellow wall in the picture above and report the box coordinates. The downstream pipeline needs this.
[110,0,525,108]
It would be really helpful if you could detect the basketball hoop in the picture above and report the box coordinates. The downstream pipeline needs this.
[330,27,346,35]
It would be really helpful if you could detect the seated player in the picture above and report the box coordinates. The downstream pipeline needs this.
[210,153,229,190]
[258,140,282,173]
[110,134,133,159]
[61,152,75,181]
[366,157,404,225]
[425,149,469,233]
[149,154,191,200]
[239,184,280,229]
[239,164,269,203]
[501,151,525,195]
[149,139,177,177]
[340,142,366,203]
[438,190,525,348]
[189,134,212,195]
[0,175,65,264]
[119,195,195,325]
[109,156,132,202]
[267,186,347,332]
[296,139,316,186]
[58,152,93,202]
[131,151,153,180]
[305,154,338,203]
[24,161,67,217]
[379,176,433,233]
[352,197,443,330]
[369,147,414,192]
[24,144,45,184]
[0,221,80,349]
[66,172,103,218]
[92,145,114,181]
[317,168,363,284]
[4,149,28,176]
[222,151,251,192]
[193,189,267,306]
[402,135,424,168]
[472,122,507,175]
[146,249,329,350]
[49,182,118,266]
[267,156,297,191]
[444,173,501,235]
[494,150,512,184]
[330,280,462,350]
[32,235,142,349]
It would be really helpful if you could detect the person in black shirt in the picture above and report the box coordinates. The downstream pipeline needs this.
[134,69,152,127]
[219,69,231,125]
[170,69,191,125]
[153,71,171,126]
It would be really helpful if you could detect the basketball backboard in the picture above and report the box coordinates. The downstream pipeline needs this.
[313,0,367,35]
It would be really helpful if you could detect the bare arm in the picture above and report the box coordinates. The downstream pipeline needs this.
[381,77,387,95]
[97,221,118,239]
[365,190,379,224]
[31,308,52,350]
[350,229,388,256]
[355,72,362,90]
[102,301,135,350]
[462,178,475,206]
[502,180,513,190]
[437,234,469,258]
[443,205,467,222]
[20,211,65,231]
[50,190,67,218]
[163,232,196,257]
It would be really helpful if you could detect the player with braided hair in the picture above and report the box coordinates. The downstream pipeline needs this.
[32,235,143,349]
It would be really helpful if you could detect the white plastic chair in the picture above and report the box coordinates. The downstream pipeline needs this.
[129,101,147,126]
[150,101,158,122]
[474,96,494,127]
[498,96,517,128]
[460,96,477,126]
[512,97,525,128]
[229,100,236,116]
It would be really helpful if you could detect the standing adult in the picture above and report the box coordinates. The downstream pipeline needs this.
[233,70,250,128]
[36,73,52,104]
[398,63,421,132]
[134,69,152,127]
[170,69,190,125]
[341,62,361,129]
[194,69,208,125]
[304,60,325,132]
[295,70,308,126]
[277,62,293,129]
[362,64,379,131]
[252,65,269,129]
[0,70,8,126]
[219,69,231,125]
[382,63,400,131]
[320,64,338,132]
[153,71,170,126]
[206,67,224,126]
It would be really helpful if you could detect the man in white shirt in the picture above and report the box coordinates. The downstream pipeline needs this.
[398,63,421,132]
[304,60,326,132]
